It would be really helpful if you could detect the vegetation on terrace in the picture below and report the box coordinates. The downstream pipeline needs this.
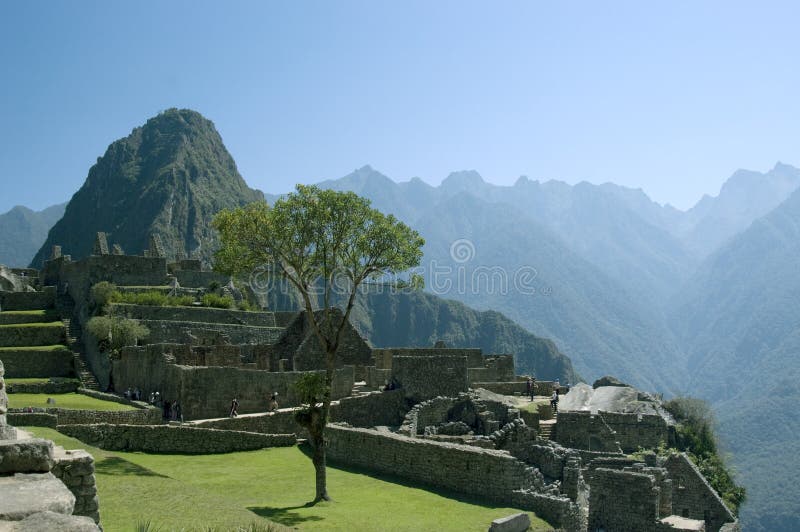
[25,427,550,532]
[662,397,746,513]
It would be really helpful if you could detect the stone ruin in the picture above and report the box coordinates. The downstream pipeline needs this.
[0,231,742,531]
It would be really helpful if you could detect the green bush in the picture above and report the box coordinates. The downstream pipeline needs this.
[664,397,746,513]
[109,290,195,307]
[86,316,150,352]
[90,281,117,310]
[201,293,234,309]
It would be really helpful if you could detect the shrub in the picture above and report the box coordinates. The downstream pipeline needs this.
[90,281,117,310]
[201,293,234,309]
[109,290,195,307]
[86,316,149,352]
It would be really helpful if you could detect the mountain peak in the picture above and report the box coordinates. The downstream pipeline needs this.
[30,109,262,267]
[440,170,486,191]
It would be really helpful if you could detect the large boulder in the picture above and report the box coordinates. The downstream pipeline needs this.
[592,375,630,389]
[489,512,531,532]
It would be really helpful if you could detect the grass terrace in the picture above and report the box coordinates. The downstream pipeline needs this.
[9,393,138,411]
[25,427,551,532]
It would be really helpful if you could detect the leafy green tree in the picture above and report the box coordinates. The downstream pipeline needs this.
[213,185,424,502]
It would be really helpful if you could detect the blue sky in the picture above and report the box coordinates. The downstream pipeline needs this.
[2,1,800,213]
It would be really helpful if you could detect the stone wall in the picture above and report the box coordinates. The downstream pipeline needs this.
[0,323,65,348]
[57,424,296,454]
[6,379,80,394]
[510,489,586,532]
[109,303,278,327]
[325,424,545,504]
[601,412,672,453]
[140,320,284,345]
[372,347,484,370]
[393,355,469,401]
[113,345,354,419]
[0,287,55,311]
[7,412,58,428]
[664,453,736,532]
[8,406,161,426]
[589,467,662,531]
[0,346,74,378]
[174,270,229,289]
[472,381,528,396]
[553,411,623,453]
[52,449,99,523]
[41,255,168,296]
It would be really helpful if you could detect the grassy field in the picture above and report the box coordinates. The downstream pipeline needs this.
[9,393,137,411]
[0,344,70,352]
[5,377,80,385]
[0,321,64,327]
[25,427,552,532]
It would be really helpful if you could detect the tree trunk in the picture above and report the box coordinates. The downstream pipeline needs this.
[312,427,329,502]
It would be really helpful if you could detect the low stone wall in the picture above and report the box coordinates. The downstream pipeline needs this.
[507,442,578,481]
[194,390,409,436]
[8,406,161,426]
[0,323,65,348]
[0,288,55,311]
[0,346,74,378]
[326,424,545,504]
[7,412,58,428]
[52,449,100,523]
[109,303,278,327]
[77,388,149,408]
[473,381,528,396]
[57,424,296,454]
[7,379,80,394]
[510,489,585,532]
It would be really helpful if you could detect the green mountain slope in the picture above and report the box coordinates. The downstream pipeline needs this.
[30,109,263,267]
[0,203,66,267]
[669,187,800,531]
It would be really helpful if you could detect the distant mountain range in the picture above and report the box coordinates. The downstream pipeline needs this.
[6,108,800,530]
[0,203,66,268]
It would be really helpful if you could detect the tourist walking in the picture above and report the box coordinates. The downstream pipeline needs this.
[550,389,559,415]
[267,392,278,413]
[229,397,239,417]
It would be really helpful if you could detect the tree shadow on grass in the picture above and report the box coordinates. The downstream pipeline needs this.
[95,456,171,478]
[296,441,510,510]
[248,503,325,527]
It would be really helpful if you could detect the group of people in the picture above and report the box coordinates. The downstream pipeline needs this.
[526,375,561,413]
[163,399,182,422]
[123,387,142,401]
[229,392,279,418]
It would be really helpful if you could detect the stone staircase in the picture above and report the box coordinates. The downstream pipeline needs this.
[62,317,100,391]
[539,419,556,440]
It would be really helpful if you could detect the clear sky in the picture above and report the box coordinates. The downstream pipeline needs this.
[1,1,799,213]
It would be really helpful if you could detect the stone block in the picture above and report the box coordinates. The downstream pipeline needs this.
[1,510,100,531]
[0,439,54,473]
[489,512,531,532]
[0,473,75,521]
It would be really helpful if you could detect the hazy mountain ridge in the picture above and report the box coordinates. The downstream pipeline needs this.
[0,203,66,267]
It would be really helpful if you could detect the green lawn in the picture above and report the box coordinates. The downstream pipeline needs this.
[0,321,64,328]
[25,427,552,532]
[0,344,70,352]
[8,393,137,411]
[5,377,80,385]
[0,310,50,316]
